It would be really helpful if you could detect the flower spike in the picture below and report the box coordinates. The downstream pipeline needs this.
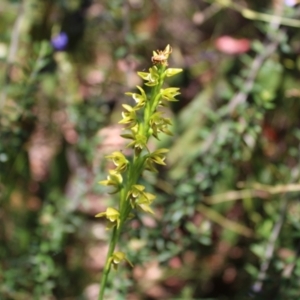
[97,45,182,299]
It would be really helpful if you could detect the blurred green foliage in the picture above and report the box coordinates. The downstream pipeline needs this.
[1,0,300,299]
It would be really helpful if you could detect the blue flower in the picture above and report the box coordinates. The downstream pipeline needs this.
[51,32,69,51]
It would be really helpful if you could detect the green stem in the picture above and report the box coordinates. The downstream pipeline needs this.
[98,225,122,300]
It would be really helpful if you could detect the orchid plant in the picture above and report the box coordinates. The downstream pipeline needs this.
[96,45,182,299]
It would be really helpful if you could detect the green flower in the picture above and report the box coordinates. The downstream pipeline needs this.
[99,170,123,194]
[137,67,159,86]
[145,148,169,172]
[105,151,128,173]
[95,207,121,229]
[149,112,173,139]
[127,185,156,214]
[125,86,147,108]
[119,104,138,128]
[124,133,147,150]
[108,251,133,270]
[127,184,146,199]
[160,87,181,103]
[135,192,156,214]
